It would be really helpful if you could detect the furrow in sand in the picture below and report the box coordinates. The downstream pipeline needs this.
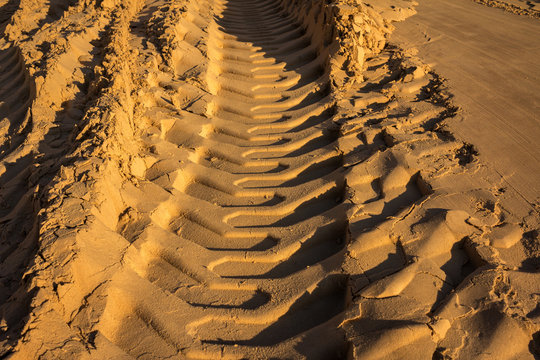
[97,0,349,358]
[0,42,35,314]
[0,43,33,160]
[0,6,114,355]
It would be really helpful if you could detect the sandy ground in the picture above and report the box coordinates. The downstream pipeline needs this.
[391,0,540,207]
[0,0,538,359]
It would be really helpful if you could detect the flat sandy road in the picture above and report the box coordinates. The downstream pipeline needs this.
[391,0,540,206]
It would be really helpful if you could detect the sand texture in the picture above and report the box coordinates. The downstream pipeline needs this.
[471,0,540,17]
[0,0,538,359]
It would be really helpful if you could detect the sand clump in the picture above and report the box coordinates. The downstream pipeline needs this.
[0,0,538,359]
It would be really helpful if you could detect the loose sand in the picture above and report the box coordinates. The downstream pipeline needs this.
[0,0,538,359]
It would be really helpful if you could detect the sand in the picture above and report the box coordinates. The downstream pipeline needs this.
[0,0,538,359]
[391,0,540,206]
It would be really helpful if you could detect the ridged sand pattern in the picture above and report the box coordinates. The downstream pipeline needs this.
[0,44,33,158]
[98,0,349,358]
[2,0,538,358]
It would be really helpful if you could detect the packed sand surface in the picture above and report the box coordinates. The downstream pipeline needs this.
[391,0,540,206]
[0,0,538,359]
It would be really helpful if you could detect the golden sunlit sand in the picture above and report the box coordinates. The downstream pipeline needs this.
[0,0,538,358]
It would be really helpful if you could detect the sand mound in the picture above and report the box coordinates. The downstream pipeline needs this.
[0,0,537,358]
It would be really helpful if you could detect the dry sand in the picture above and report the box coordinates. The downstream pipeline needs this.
[0,0,538,359]
[391,0,540,206]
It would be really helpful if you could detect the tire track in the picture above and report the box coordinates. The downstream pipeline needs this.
[99,0,350,358]
[0,40,34,357]
[1,0,534,357]
[0,5,126,356]
[0,42,33,160]
[0,42,34,258]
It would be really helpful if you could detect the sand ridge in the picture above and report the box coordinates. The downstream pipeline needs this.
[0,0,538,358]
[471,0,540,18]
